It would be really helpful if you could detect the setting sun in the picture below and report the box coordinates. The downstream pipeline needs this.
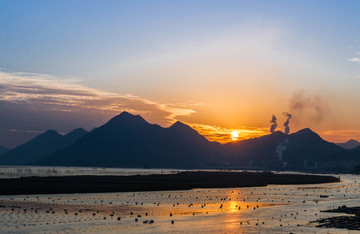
[231,131,239,141]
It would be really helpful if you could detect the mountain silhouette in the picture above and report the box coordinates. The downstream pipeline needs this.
[0,110,344,171]
[336,139,360,150]
[0,128,87,165]
[0,146,9,155]
[222,131,287,168]
[326,145,360,163]
[324,145,360,172]
[35,112,344,170]
[37,112,221,168]
[281,128,343,168]
[222,128,342,169]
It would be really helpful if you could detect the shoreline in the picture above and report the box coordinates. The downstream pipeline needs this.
[0,171,340,195]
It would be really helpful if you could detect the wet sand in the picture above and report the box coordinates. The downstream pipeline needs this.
[0,171,339,195]
[0,189,285,233]
[0,174,358,233]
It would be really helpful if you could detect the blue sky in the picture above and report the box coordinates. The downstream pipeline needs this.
[1,0,360,147]
[2,0,359,78]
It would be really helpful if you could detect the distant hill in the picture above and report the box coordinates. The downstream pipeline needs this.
[282,128,343,169]
[0,128,87,165]
[37,112,221,168]
[0,146,9,155]
[336,139,360,150]
[325,145,360,172]
[223,128,343,169]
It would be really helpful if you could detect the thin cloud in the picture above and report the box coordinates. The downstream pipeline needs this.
[347,58,360,63]
[8,129,43,134]
[0,71,196,125]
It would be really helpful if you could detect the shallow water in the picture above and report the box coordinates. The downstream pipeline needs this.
[0,166,184,178]
[0,173,359,233]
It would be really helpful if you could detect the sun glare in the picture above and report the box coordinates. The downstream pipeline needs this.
[230,131,239,141]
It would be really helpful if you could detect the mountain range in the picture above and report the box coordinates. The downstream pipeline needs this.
[222,128,343,169]
[38,112,221,168]
[336,139,360,150]
[1,111,359,172]
[0,128,87,165]
[324,144,360,171]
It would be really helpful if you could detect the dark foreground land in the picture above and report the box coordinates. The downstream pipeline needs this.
[310,205,360,231]
[0,171,339,195]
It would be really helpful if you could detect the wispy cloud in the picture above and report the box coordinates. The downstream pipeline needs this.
[8,129,43,134]
[2,70,274,146]
[0,71,195,125]
[347,57,360,63]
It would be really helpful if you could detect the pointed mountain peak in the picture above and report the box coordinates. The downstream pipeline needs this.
[114,111,143,120]
[336,139,360,150]
[43,130,61,136]
[64,128,88,140]
[169,121,199,134]
[62,128,88,145]
[169,121,204,136]
[105,112,149,127]
[27,129,63,143]
[291,128,326,142]
[346,139,359,144]
[65,128,87,136]
[170,121,190,129]
[294,128,317,136]
[119,111,134,117]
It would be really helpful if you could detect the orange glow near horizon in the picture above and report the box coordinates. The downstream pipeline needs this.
[189,122,360,144]
[231,131,239,141]
[320,130,360,144]
[190,123,269,143]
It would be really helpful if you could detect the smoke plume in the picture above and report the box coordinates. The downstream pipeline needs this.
[270,115,277,134]
[290,91,330,127]
[283,112,292,135]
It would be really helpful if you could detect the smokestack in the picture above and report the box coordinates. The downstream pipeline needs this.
[283,112,292,135]
[270,115,277,134]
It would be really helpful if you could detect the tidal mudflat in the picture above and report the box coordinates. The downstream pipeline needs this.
[0,173,359,233]
[0,171,338,195]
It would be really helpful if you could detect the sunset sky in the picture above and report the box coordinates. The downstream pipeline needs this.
[1,0,360,148]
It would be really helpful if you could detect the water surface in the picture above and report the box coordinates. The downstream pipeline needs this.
[0,168,358,233]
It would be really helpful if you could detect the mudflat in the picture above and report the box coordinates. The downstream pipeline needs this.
[0,171,339,195]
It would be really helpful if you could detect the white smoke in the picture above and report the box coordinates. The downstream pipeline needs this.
[283,112,292,135]
[270,115,277,134]
[275,145,286,161]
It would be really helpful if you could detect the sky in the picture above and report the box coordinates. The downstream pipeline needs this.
[1,0,360,148]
